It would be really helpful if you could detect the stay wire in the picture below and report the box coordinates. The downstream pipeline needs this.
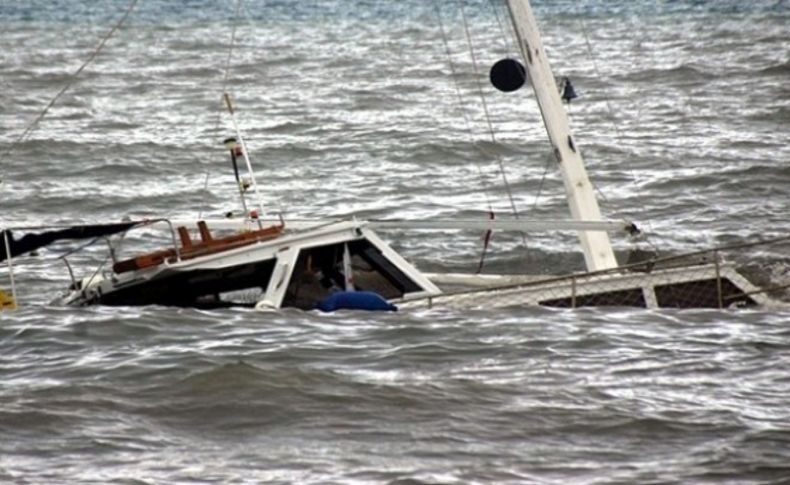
[0,0,139,173]
[490,0,552,212]
[578,19,628,167]
[578,16,657,245]
[456,0,521,220]
[532,152,553,210]
[488,0,517,55]
[433,2,494,215]
[216,0,243,137]
[573,20,610,205]
[456,0,529,254]
[199,0,243,219]
[231,1,287,222]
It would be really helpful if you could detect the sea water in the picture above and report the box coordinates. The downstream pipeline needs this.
[1,1,790,483]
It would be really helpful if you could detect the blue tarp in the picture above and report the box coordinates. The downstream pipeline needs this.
[316,291,397,313]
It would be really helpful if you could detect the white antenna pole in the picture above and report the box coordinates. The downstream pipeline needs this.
[222,137,251,219]
[223,93,268,221]
[506,0,618,271]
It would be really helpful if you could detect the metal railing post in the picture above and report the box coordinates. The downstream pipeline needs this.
[3,230,18,310]
[161,219,181,261]
[571,276,577,308]
[714,250,723,309]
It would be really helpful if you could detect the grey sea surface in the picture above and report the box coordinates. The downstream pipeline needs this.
[2,0,790,483]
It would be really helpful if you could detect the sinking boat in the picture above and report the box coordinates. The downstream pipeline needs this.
[3,0,788,312]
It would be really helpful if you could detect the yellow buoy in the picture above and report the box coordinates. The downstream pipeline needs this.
[0,289,16,310]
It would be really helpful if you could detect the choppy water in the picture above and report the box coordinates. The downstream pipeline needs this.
[2,1,790,483]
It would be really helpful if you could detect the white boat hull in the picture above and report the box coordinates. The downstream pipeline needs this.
[404,263,772,310]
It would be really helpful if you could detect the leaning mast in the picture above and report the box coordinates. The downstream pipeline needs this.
[505,0,618,271]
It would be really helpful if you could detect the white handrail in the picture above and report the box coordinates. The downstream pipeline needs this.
[168,217,636,234]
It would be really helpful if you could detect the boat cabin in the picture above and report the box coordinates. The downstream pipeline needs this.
[63,220,440,310]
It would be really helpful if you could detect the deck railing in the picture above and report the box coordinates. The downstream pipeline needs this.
[408,236,790,310]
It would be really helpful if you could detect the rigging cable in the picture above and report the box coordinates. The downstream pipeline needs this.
[0,0,139,170]
[532,152,554,210]
[579,14,647,152]
[456,0,520,219]
[215,1,244,142]
[488,0,519,55]
[433,2,497,272]
[577,16,658,246]
[433,3,495,213]
[234,2,287,222]
[199,0,244,219]
[573,19,613,206]
[488,0,553,212]
[455,0,530,256]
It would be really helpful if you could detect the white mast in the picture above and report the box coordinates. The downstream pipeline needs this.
[505,0,618,271]
[224,93,269,222]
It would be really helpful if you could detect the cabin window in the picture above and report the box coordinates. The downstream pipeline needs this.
[102,258,276,309]
[282,239,422,310]
[187,259,277,306]
[539,288,647,308]
[654,278,756,308]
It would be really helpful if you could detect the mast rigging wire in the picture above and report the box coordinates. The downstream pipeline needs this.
[455,0,521,219]
[199,0,244,219]
[216,1,244,137]
[577,16,657,241]
[433,1,500,272]
[455,0,530,255]
[0,0,139,170]
[432,3,495,215]
[532,152,553,210]
[488,0,519,56]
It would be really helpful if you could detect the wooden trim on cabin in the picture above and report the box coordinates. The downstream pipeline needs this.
[112,222,284,274]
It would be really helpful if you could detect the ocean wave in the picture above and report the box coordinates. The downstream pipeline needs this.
[2,3,790,483]
[620,63,710,83]
[759,60,790,76]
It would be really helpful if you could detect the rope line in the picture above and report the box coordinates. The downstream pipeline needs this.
[488,0,517,55]
[0,0,139,167]
[435,1,506,272]
[455,0,531,259]
[217,0,244,136]
[577,18,632,205]
[199,0,243,219]
[433,2,495,214]
[532,152,553,210]
[578,16,657,240]
[456,0,521,221]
